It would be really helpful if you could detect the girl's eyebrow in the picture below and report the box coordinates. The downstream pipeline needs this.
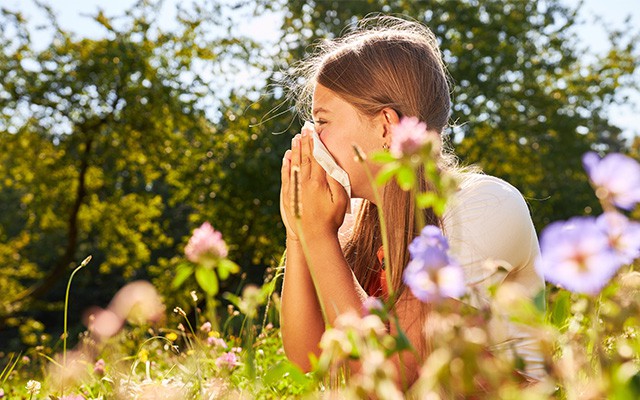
[312,107,330,116]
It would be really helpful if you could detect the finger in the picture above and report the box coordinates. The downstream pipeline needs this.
[300,130,313,179]
[308,135,325,182]
[290,134,301,169]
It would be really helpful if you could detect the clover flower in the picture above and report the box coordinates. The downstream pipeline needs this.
[215,351,239,369]
[25,380,41,395]
[185,222,228,264]
[583,152,640,210]
[389,116,436,158]
[200,321,212,332]
[403,225,465,302]
[536,216,622,295]
[94,358,106,375]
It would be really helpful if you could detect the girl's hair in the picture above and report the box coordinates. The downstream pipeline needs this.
[290,16,457,301]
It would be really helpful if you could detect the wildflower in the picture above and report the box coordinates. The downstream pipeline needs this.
[583,152,640,210]
[536,216,622,295]
[166,332,178,342]
[59,395,85,400]
[319,328,353,360]
[215,351,239,369]
[389,116,435,158]
[200,321,212,332]
[93,358,106,375]
[207,336,227,348]
[25,380,41,395]
[190,291,198,302]
[173,307,187,317]
[403,225,465,302]
[362,296,384,314]
[87,307,124,341]
[109,280,165,325]
[597,212,640,264]
[185,222,228,265]
[0,388,4,398]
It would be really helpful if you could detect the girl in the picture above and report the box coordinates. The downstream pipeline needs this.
[279,16,544,385]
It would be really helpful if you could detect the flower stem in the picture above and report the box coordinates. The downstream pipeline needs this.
[63,255,91,368]
[359,155,393,297]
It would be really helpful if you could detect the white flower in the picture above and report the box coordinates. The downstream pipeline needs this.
[26,380,41,395]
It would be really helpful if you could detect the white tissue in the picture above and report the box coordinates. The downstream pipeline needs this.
[301,121,352,213]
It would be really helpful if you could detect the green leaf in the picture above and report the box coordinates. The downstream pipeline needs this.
[416,192,438,209]
[264,360,311,387]
[218,258,240,280]
[395,165,416,190]
[171,263,194,289]
[370,151,396,164]
[533,288,547,313]
[195,266,219,296]
[375,163,400,186]
[548,289,571,329]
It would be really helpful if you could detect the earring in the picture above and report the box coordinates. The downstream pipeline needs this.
[382,143,389,150]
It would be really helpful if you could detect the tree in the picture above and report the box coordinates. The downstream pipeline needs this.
[263,0,639,227]
[0,0,289,347]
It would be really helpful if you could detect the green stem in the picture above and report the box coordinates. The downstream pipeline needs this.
[63,255,91,368]
[361,162,393,297]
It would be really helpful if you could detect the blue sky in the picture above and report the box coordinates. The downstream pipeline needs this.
[5,0,639,140]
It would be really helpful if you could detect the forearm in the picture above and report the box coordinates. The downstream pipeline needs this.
[304,232,368,325]
[280,238,325,371]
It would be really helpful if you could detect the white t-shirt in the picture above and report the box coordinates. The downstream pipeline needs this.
[443,173,545,379]
[340,173,545,379]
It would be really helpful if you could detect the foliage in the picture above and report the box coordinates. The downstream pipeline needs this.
[0,0,290,348]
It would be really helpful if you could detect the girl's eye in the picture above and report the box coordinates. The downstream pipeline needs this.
[313,120,327,127]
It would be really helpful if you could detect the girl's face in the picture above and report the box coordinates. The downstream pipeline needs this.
[312,83,386,201]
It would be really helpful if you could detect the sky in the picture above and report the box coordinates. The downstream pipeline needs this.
[4,0,639,140]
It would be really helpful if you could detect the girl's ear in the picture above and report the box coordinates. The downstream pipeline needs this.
[380,108,400,139]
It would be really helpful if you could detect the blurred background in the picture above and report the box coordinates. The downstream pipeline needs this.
[1,0,639,351]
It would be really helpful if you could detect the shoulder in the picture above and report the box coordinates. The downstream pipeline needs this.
[442,173,538,274]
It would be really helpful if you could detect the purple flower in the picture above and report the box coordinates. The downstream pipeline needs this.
[536,216,623,295]
[215,351,239,369]
[583,152,640,210]
[597,212,640,264]
[185,222,228,264]
[389,116,434,158]
[403,225,465,302]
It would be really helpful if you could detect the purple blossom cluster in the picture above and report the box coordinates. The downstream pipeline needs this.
[403,225,465,302]
[536,213,640,295]
[537,152,640,295]
[583,152,640,210]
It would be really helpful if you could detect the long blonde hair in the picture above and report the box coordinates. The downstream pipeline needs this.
[291,16,456,301]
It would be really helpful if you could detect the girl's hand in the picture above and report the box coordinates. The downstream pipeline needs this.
[280,130,348,241]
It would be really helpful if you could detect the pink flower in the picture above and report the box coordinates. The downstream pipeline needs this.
[93,358,106,375]
[200,321,212,332]
[207,336,227,348]
[389,116,433,158]
[59,396,85,400]
[215,351,239,369]
[185,222,228,264]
